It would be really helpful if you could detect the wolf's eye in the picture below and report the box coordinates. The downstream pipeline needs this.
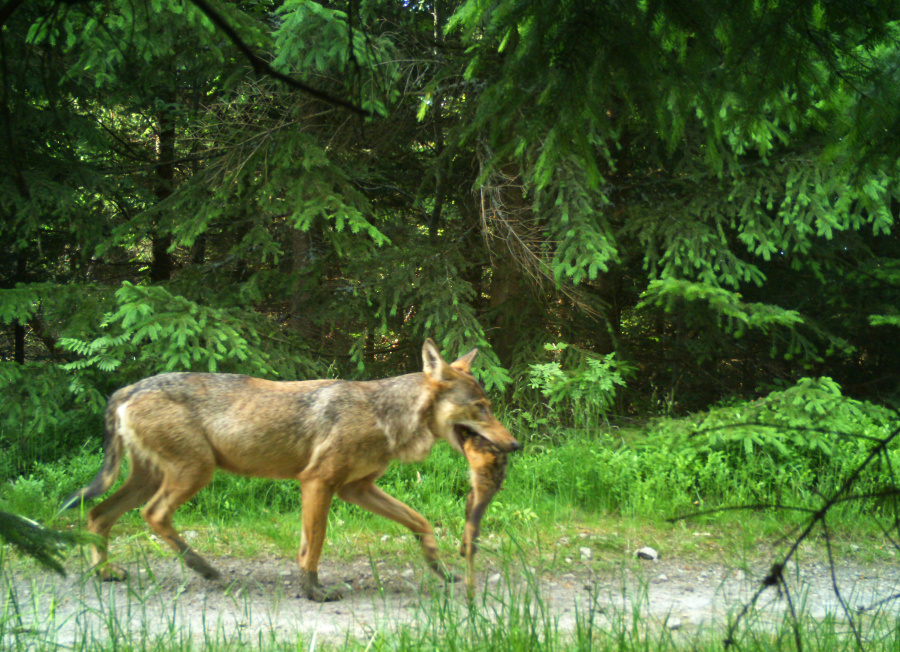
[479,404,489,417]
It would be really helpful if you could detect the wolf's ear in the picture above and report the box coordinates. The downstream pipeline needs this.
[422,339,450,381]
[451,348,478,373]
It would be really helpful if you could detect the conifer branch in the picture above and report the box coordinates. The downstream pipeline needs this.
[186,0,371,117]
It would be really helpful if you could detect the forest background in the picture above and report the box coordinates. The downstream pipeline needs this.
[2,0,900,480]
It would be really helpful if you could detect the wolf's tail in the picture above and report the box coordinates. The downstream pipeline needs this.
[59,404,124,512]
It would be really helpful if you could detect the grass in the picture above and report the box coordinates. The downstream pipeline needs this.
[3,536,899,652]
[2,406,900,650]
[3,503,896,650]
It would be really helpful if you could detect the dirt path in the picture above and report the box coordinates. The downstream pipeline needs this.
[4,550,899,647]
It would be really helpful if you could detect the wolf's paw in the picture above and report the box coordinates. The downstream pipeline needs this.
[183,551,221,580]
[300,569,348,602]
[98,563,128,582]
[304,583,347,602]
[194,564,222,581]
[428,560,461,583]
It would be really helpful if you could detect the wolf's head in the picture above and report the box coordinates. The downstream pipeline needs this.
[421,339,521,455]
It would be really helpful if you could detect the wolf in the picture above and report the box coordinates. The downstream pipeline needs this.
[61,339,520,601]
[459,430,509,598]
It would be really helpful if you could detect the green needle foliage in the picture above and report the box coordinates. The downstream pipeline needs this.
[1,0,900,471]
[0,510,94,576]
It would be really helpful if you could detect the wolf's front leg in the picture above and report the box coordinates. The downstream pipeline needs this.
[298,479,345,602]
[337,479,460,583]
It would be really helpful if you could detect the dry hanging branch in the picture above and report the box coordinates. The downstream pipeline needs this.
[476,144,606,321]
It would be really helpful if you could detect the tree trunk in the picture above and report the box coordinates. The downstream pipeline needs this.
[289,228,312,330]
[487,252,538,366]
[13,254,26,364]
[13,323,24,364]
[428,0,444,242]
[150,104,176,283]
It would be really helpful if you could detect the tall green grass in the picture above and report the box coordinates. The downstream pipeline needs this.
[4,389,898,536]
[3,375,896,534]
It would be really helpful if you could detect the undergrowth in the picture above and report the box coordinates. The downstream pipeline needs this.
[1,376,898,649]
[3,377,897,535]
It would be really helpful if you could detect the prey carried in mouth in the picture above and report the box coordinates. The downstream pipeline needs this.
[458,427,513,599]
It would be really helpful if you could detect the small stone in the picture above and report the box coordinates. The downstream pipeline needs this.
[635,547,659,561]
[666,617,682,630]
[488,573,501,585]
[565,557,573,564]
[381,535,391,543]
[656,573,669,583]
[580,547,592,560]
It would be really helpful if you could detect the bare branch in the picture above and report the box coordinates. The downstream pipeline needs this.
[674,420,900,647]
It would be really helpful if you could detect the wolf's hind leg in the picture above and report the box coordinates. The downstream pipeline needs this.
[86,457,161,581]
[141,461,220,580]
[337,479,460,583]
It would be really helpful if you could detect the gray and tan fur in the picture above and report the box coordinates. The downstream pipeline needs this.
[62,340,520,602]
